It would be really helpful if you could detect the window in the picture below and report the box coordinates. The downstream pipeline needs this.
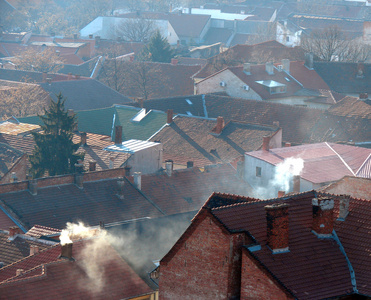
[256,167,262,177]
[286,36,290,42]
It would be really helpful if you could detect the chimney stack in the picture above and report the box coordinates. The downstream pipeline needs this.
[167,109,173,124]
[265,61,274,75]
[338,195,350,221]
[114,126,122,144]
[60,243,74,260]
[165,160,173,176]
[80,132,87,146]
[95,35,101,45]
[285,142,291,147]
[16,269,24,276]
[117,177,125,199]
[277,190,285,198]
[29,179,38,195]
[187,161,194,168]
[42,72,47,82]
[265,203,289,253]
[262,136,270,151]
[134,172,142,190]
[8,226,21,238]
[74,163,84,189]
[30,245,39,256]
[243,63,251,74]
[359,93,368,100]
[124,165,132,176]
[213,116,225,135]
[282,59,290,73]
[171,58,178,65]
[109,157,114,169]
[312,197,334,237]
[304,52,314,69]
[67,73,73,80]
[10,172,18,183]
[293,175,300,193]
[73,33,78,39]
[89,34,93,39]
[357,62,365,78]
[88,161,96,172]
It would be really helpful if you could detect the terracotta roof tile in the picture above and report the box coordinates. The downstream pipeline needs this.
[210,191,371,299]
[25,225,61,239]
[150,115,279,166]
[128,165,252,215]
[0,239,153,299]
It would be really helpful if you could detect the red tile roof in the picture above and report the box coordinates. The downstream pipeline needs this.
[287,61,330,90]
[246,142,371,184]
[320,176,371,200]
[25,225,61,239]
[0,239,153,299]
[207,191,371,298]
[127,164,252,215]
[150,115,280,166]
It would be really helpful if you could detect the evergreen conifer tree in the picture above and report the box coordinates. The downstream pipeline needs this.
[29,93,84,178]
[140,29,174,63]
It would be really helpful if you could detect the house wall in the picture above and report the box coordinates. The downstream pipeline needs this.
[241,249,292,300]
[159,214,246,299]
[269,129,282,149]
[195,69,262,100]
[190,8,250,21]
[244,154,315,198]
[124,143,163,175]
[276,22,301,47]
[265,96,331,110]
[80,17,104,38]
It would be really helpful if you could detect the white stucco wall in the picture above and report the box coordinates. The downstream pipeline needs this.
[190,8,251,20]
[195,69,262,100]
[276,22,301,47]
[124,143,163,175]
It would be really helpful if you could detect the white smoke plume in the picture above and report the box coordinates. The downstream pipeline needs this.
[255,157,304,199]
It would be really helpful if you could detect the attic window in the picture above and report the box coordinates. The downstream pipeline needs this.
[186,99,193,105]
[131,108,150,122]
[256,80,286,95]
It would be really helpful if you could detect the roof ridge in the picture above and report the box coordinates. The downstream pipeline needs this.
[355,153,371,176]
[325,142,356,176]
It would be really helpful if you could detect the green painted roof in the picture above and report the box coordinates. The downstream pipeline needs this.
[19,105,168,142]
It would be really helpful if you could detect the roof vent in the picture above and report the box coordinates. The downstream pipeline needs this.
[243,85,250,91]
[220,81,226,87]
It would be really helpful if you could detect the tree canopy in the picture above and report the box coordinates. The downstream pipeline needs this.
[140,30,174,63]
[29,93,84,178]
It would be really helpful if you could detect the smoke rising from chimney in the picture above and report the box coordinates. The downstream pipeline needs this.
[255,157,304,199]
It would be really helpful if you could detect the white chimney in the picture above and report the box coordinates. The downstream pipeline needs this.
[165,161,173,176]
[134,172,142,190]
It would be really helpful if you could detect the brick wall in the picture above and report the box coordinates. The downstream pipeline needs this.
[241,249,292,300]
[159,213,245,300]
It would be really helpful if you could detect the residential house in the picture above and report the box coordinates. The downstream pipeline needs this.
[0,68,132,111]
[195,61,338,108]
[244,142,371,198]
[98,59,201,100]
[159,190,371,299]
[193,40,307,81]
[0,227,57,267]
[0,238,156,300]
[313,61,371,97]
[319,176,371,200]
[80,12,211,46]
[149,114,281,168]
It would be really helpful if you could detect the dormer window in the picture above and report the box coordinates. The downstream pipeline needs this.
[256,80,287,95]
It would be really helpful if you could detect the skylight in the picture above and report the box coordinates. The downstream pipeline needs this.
[186,99,193,105]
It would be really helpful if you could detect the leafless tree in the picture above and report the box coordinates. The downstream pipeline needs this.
[301,25,370,62]
[245,22,277,45]
[116,17,157,42]
[13,47,65,73]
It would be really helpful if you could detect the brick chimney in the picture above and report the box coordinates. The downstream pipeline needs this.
[167,109,173,124]
[134,172,142,190]
[360,93,369,100]
[74,163,84,189]
[165,160,173,176]
[80,132,87,146]
[9,226,21,238]
[356,62,365,78]
[29,179,37,195]
[285,142,291,147]
[338,195,350,221]
[265,203,289,253]
[277,190,285,198]
[262,136,270,151]
[30,245,39,256]
[114,126,123,144]
[88,161,96,172]
[312,197,334,237]
[293,175,300,193]
[171,58,178,65]
[265,61,274,75]
[282,59,290,73]
[212,116,225,135]
[60,243,74,260]
[117,177,125,199]
[89,34,93,39]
